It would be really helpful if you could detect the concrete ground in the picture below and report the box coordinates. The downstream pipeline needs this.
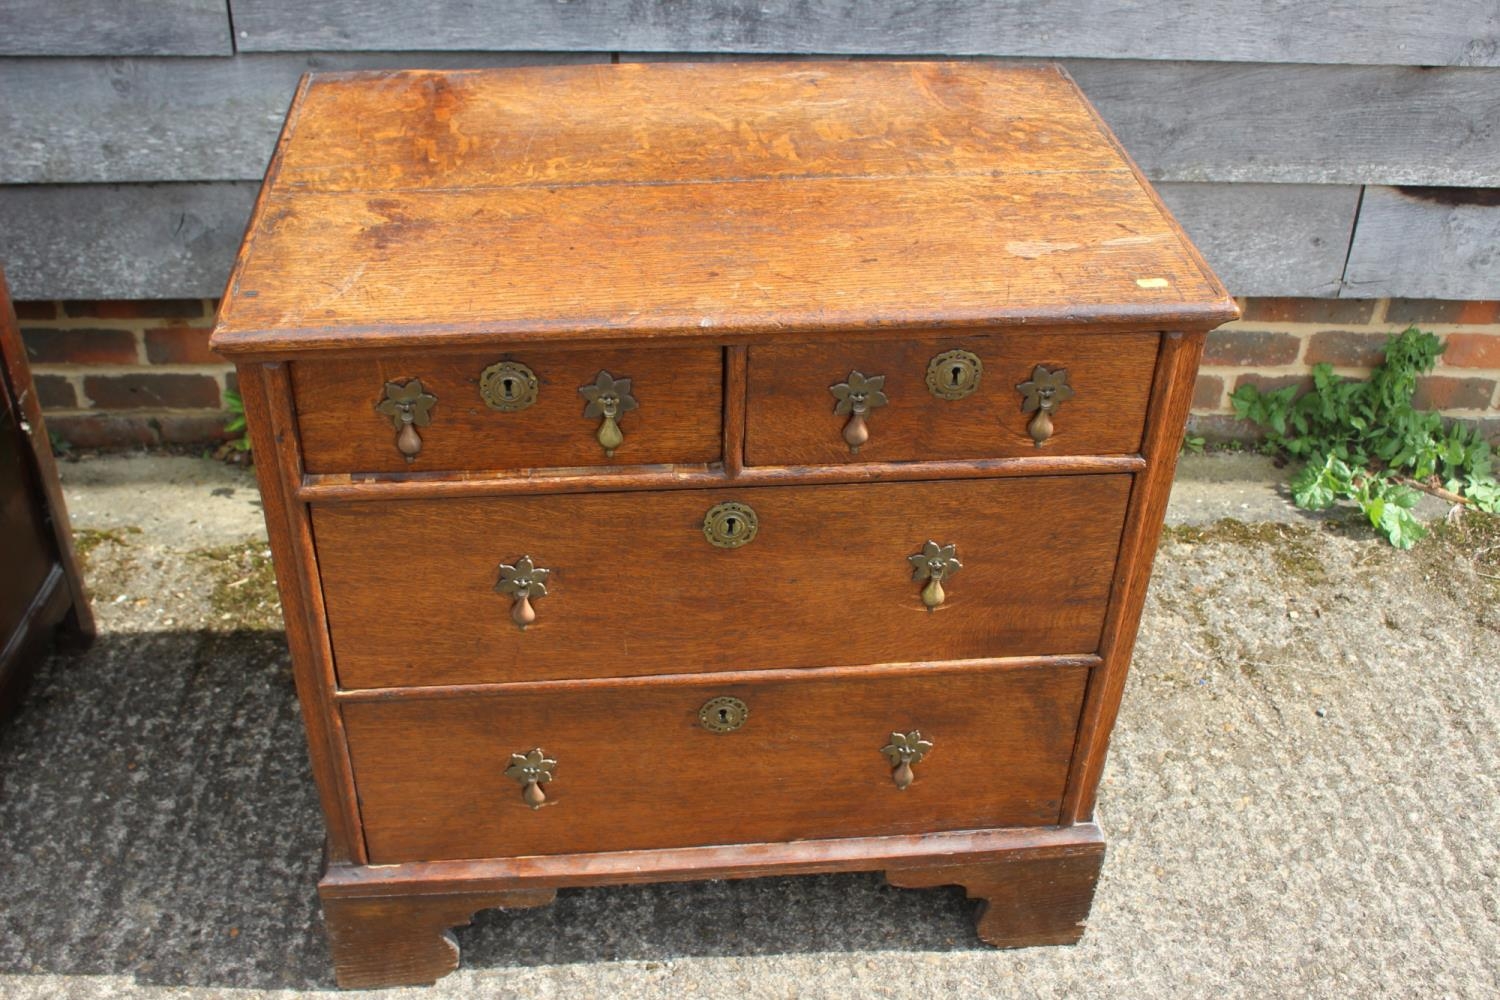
[0,453,1496,998]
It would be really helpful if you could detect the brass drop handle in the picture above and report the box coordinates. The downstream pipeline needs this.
[880,731,932,790]
[1016,365,1075,446]
[579,370,638,457]
[375,378,437,462]
[494,555,550,629]
[505,748,557,809]
[908,541,961,611]
[829,370,888,454]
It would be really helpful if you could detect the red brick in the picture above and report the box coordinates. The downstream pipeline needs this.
[12,300,57,320]
[1385,299,1500,325]
[83,373,222,410]
[1305,331,1389,367]
[158,413,234,444]
[33,375,77,409]
[1239,298,1376,324]
[1411,376,1496,411]
[1234,373,1315,398]
[44,414,159,449]
[1204,330,1301,366]
[21,327,138,364]
[1192,374,1223,410]
[144,325,222,364]
[1441,333,1500,369]
[63,298,207,320]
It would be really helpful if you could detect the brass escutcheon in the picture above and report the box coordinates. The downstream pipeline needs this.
[702,501,758,548]
[1016,364,1075,446]
[880,731,933,790]
[699,696,749,733]
[505,748,557,809]
[479,360,539,411]
[925,349,983,400]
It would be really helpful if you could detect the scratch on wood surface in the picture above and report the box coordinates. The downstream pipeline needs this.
[1007,240,1083,259]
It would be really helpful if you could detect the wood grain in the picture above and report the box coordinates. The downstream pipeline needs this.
[1157,183,1360,299]
[291,346,723,474]
[321,888,555,989]
[238,363,365,864]
[211,63,1234,355]
[229,0,1500,67]
[318,823,1103,986]
[1061,332,1205,823]
[1342,186,1500,299]
[341,659,1088,862]
[0,0,230,55]
[311,475,1132,688]
[0,53,607,185]
[745,332,1158,466]
[1069,59,1500,188]
[886,843,1105,948]
[9,58,1500,189]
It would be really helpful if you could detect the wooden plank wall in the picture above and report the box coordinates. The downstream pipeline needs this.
[0,1,1496,301]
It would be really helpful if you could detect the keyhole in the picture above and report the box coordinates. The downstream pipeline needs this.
[718,708,730,723]
[501,377,516,398]
[724,517,738,535]
[950,365,964,387]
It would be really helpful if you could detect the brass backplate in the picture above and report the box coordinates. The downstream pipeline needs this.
[479,361,539,411]
[702,501,758,548]
[926,349,983,400]
[699,696,749,733]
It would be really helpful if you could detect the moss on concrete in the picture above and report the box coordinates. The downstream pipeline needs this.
[192,541,283,630]
[1162,518,1328,584]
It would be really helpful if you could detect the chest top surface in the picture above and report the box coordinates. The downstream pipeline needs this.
[211,61,1234,357]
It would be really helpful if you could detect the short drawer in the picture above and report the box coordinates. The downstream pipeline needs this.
[343,659,1087,862]
[292,346,723,474]
[744,332,1158,466]
[312,474,1130,689]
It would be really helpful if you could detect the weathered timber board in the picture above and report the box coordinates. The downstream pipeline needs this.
[1157,183,1360,299]
[1342,187,1500,300]
[0,0,231,55]
[227,0,1500,67]
[0,183,257,300]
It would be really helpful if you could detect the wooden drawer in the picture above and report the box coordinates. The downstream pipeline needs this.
[343,659,1088,862]
[292,346,723,474]
[312,475,1130,689]
[744,332,1159,466]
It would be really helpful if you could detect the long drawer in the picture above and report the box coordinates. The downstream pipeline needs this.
[343,659,1089,863]
[312,475,1131,689]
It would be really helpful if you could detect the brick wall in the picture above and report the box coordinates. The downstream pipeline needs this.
[13,296,1500,450]
[15,298,232,448]
[1192,298,1500,444]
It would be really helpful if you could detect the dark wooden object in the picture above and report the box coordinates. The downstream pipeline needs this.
[210,61,1237,987]
[0,266,92,719]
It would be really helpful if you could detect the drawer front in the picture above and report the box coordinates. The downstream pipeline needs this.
[292,346,723,474]
[344,660,1088,862]
[744,332,1158,466]
[313,475,1130,689]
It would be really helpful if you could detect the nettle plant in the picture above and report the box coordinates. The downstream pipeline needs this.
[1230,327,1500,549]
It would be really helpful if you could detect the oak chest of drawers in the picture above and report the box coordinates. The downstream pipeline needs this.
[211,60,1237,988]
